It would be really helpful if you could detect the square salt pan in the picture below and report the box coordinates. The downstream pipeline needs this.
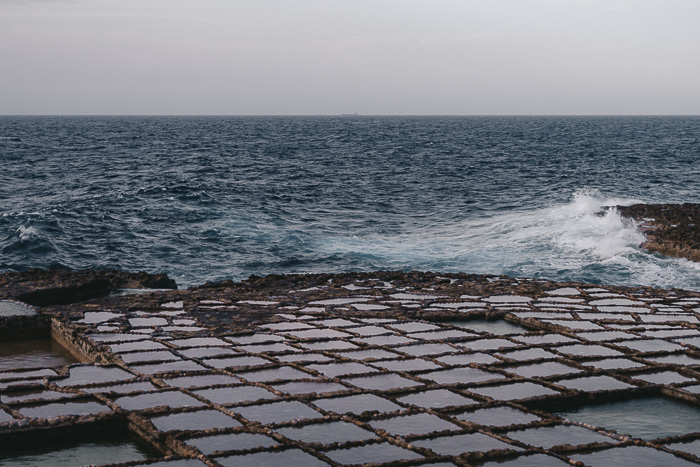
[413,432,520,455]
[312,393,401,415]
[217,449,327,467]
[324,443,423,465]
[496,348,558,361]
[506,424,616,449]
[553,344,624,357]
[234,366,317,382]
[114,390,203,411]
[193,385,277,405]
[369,413,460,436]
[307,362,378,378]
[185,432,276,455]
[632,371,696,385]
[343,373,423,390]
[352,335,417,346]
[506,361,581,378]
[371,358,441,372]
[169,337,230,347]
[133,360,207,375]
[397,389,477,408]
[554,375,633,392]
[285,329,351,339]
[234,400,322,424]
[456,406,540,426]
[150,409,241,432]
[514,334,576,344]
[469,382,561,401]
[419,367,504,385]
[394,343,456,356]
[276,420,377,444]
[461,339,520,351]
[55,366,134,387]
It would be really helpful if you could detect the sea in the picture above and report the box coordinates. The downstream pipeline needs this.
[1,116,699,290]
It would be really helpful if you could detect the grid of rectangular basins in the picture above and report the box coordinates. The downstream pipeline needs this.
[3,277,700,466]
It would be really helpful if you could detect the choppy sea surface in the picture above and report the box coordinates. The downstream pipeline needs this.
[1,116,699,290]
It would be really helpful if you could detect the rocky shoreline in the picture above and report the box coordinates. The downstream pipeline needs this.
[3,269,700,465]
[0,269,177,307]
[618,203,700,263]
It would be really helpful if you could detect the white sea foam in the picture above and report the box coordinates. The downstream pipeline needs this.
[16,225,39,241]
[319,189,700,291]
[549,190,645,259]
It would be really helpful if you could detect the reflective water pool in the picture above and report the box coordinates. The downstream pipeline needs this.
[555,397,700,440]
[0,339,78,371]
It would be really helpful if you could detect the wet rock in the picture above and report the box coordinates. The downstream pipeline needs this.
[0,269,176,307]
[618,203,700,263]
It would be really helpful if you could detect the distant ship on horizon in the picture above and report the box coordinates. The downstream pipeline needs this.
[340,113,359,116]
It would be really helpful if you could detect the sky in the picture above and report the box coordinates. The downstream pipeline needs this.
[1,0,699,115]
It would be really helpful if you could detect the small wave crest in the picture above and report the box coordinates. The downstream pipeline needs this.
[16,225,39,241]
[568,188,642,213]
[1,222,59,266]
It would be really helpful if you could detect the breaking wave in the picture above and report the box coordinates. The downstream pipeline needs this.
[320,190,700,290]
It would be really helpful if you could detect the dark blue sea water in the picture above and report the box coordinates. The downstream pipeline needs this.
[1,116,699,290]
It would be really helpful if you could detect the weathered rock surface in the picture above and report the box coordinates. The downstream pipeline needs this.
[0,269,177,306]
[618,203,700,263]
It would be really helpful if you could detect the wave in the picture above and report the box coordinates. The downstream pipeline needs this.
[16,225,39,241]
[547,189,644,260]
[317,189,700,291]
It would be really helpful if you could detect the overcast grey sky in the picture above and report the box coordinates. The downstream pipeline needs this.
[1,0,699,115]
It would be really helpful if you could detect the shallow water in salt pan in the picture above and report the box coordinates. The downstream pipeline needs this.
[277,420,376,444]
[193,385,277,405]
[446,319,528,335]
[218,449,326,467]
[150,409,241,432]
[369,413,460,436]
[0,439,154,467]
[185,432,276,454]
[0,339,78,371]
[457,406,540,426]
[19,400,110,418]
[506,424,615,449]
[469,382,560,400]
[413,432,519,455]
[312,393,401,415]
[114,390,203,411]
[234,400,321,424]
[555,397,700,440]
[273,380,349,395]
[323,442,422,465]
[396,389,477,408]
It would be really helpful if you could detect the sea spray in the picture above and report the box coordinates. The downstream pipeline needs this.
[319,190,699,290]
[549,189,645,259]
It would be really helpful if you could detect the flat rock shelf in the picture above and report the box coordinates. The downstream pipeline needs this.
[2,270,700,466]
